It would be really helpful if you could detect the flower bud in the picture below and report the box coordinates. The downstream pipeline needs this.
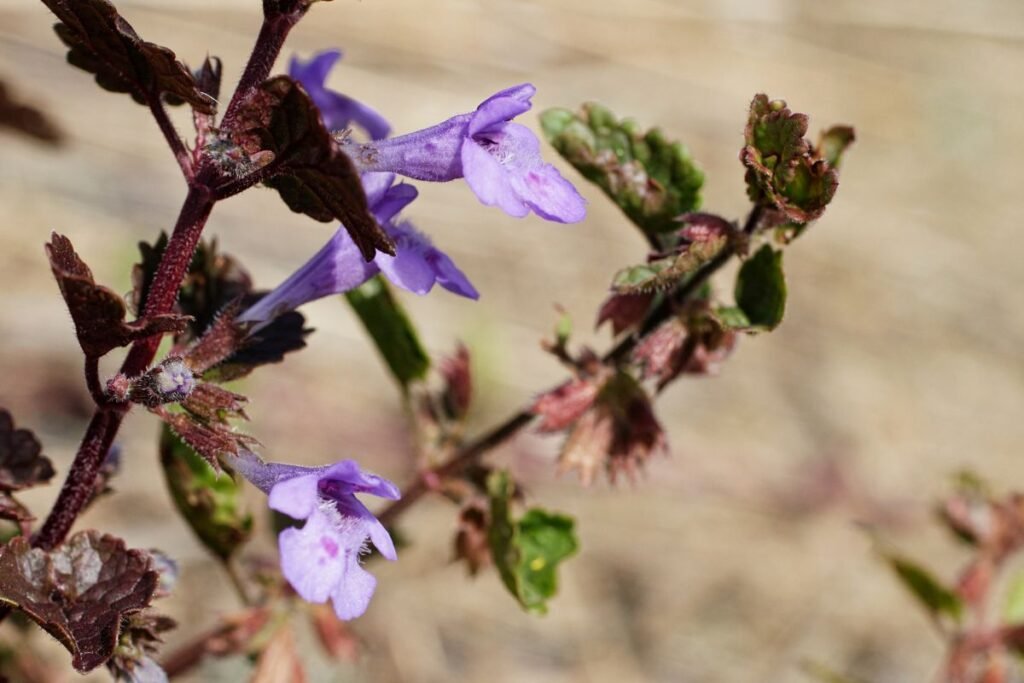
[130,358,195,407]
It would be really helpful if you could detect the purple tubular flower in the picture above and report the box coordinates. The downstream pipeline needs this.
[289,50,391,141]
[343,84,587,223]
[231,451,400,620]
[237,173,477,325]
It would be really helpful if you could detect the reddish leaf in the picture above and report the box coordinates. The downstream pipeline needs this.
[0,409,55,491]
[440,344,472,421]
[251,626,307,683]
[229,76,393,260]
[596,292,654,336]
[180,302,247,375]
[41,0,215,113]
[633,314,736,389]
[310,605,359,663]
[553,372,667,485]
[153,407,255,472]
[0,531,158,673]
[532,379,601,432]
[47,234,190,358]
[675,212,734,244]
[0,79,63,144]
[182,383,248,424]
[453,502,491,576]
[740,94,841,223]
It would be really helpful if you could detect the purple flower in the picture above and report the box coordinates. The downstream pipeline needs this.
[289,50,391,141]
[237,173,477,325]
[231,451,400,620]
[342,84,587,223]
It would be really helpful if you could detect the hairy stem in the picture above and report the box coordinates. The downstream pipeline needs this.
[83,356,106,407]
[149,99,193,180]
[33,185,217,551]
[378,203,766,526]
[219,11,302,132]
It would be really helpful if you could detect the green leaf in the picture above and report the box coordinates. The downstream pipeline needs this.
[884,553,963,624]
[734,244,786,330]
[1005,571,1024,623]
[555,310,573,348]
[159,425,252,560]
[541,104,703,236]
[345,277,430,389]
[714,306,752,331]
[741,94,845,224]
[818,126,856,169]
[487,471,578,615]
[612,236,728,295]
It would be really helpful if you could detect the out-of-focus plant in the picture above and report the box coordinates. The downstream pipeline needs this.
[806,474,1024,683]
[0,0,853,679]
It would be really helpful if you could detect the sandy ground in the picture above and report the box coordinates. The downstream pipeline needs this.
[1,1,1023,681]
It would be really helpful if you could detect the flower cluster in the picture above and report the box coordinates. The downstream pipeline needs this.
[235,49,588,619]
[239,51,584,325]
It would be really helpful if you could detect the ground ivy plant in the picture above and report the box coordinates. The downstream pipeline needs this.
[0,0,854,679]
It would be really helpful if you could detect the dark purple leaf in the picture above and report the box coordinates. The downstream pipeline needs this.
[41,0,215,113]
[0,531,158,673]
[47,233,190,358]
[229,75,393,260]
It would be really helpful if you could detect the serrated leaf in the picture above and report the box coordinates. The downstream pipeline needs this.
[180,302,247,375]
[487,471,578,615]
[884,553,963,624]
[159,425,252,560]
[345,276,430,389]
[48,233,190,358]
[152,407,255,473]
[741,94,843,223]
[0,531,158,673]
[40,0,215,113]
[230,75,393,260]
[541,104,703,236]
[612,235,727,295]
[181,383,248,425]
[735,244,786,330]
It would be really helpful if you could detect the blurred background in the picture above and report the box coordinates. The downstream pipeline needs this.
[1,0,1023,681]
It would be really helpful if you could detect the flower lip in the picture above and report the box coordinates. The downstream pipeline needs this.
[230,451,401,620]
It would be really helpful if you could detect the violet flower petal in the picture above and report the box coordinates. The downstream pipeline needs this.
[461,136,529,217]
[267,471,320,520]
[289,50,391,140]
[345,83,586,223]
[376,223,479,299]
[430,249,480,299]
[469,83,535,136]
[237,229,376,326]
[278,508,351,604]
